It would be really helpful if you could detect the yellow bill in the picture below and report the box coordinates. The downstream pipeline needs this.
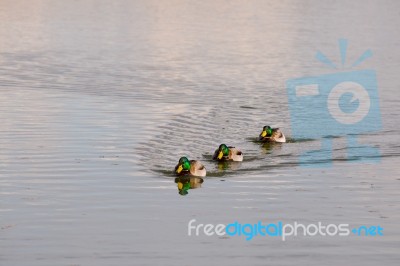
[176,164,183,173]
[217,151,223,160]
[261,130,267,137]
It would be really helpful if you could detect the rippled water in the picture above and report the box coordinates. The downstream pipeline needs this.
[1,0,400,265]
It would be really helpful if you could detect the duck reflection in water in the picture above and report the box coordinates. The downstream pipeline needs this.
[260,141,283,154]
[216,160,241,171]
[175,176,204,196]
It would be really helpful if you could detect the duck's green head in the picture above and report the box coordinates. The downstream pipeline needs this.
[217,144,229,160]
[176,156,191,174]
[261,126,272,138]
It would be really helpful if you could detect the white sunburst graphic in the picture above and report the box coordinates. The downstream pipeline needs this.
[316,39,374,125]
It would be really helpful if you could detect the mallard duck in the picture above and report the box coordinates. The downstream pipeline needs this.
[213,144,243,162]
[174,157,206,177]
[259,125,286,143]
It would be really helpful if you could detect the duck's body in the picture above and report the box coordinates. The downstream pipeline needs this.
[175,157,206,177]
[187,160,207,177]
[213,144,243,162]
[259,126,286,143]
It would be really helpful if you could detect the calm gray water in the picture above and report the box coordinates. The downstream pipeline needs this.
[1,0,400,265]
